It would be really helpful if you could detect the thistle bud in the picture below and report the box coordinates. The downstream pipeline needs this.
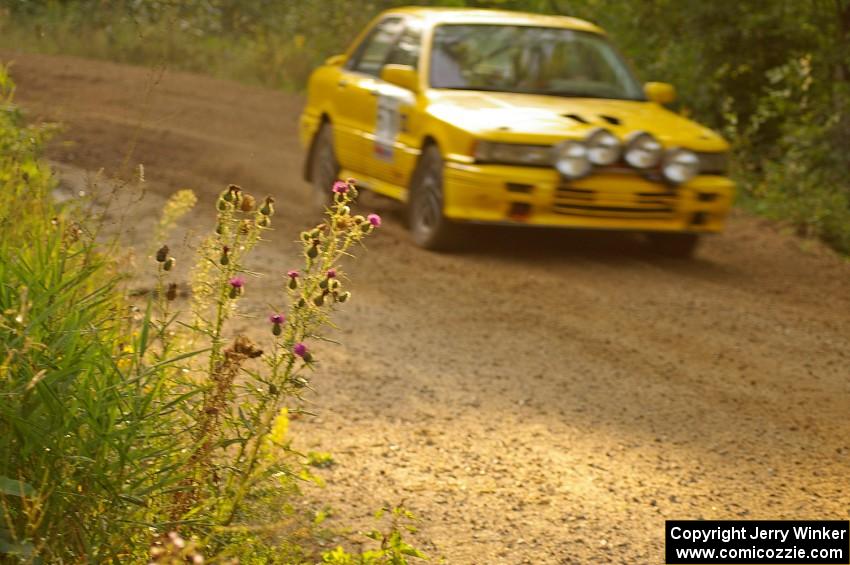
[329,279,340,291]
[215,223,225,235]
[319,279,328,290]
[289,277,298,290]
[166,283,178,301]
[220,246,230,265]
[155,245,169,263]
[338,291,351,303]
[306,245,319,259]
[272,323,282,336]
[257,215,271,228]
[313,294,324,307]
[297,298,306,308]
[260,196,275,216]
[163,257,175,271]
[217,198,230,211]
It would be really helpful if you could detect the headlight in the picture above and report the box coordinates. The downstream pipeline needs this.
[662,148,700,184]
[474,141,552,166]
[553,140,591,179]
[585,128,621,166]
[624,131,662,169]
[697,152,728,175]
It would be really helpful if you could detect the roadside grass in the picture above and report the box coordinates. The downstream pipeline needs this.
[0,3,359,90]
[0,64,426,563]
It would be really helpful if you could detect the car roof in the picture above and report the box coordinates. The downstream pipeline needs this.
[382,6,604,35]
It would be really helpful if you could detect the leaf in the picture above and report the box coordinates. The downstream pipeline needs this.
[0,476,34,497]
[0,538,34,558]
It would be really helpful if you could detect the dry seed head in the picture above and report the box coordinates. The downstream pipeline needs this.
[241,194,256,212]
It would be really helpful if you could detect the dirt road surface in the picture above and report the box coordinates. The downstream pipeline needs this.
[4,51,849,564]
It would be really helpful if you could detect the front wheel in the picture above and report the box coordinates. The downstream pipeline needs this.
[309,123,338,211]
[408,146,457,250]
[646,232,700,258]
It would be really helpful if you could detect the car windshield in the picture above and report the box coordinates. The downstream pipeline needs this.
[429,24,645,100]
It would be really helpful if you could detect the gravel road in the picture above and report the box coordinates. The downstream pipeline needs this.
[4,51,849,564]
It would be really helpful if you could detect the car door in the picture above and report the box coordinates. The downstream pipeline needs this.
[368,22,423,188]
[333,16,406,178]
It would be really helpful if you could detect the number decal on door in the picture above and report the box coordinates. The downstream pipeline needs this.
[375,94,400,162]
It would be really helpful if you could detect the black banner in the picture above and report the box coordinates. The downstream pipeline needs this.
[666,520,850,564]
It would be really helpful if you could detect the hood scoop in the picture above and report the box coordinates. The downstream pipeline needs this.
[563,113,589,124]
[563,113,623,127]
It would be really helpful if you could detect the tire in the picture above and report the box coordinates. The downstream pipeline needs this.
[309,123,338,211]
[408,145,457,250]
[647,232,700,258]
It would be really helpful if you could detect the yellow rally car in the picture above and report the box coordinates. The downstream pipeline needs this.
[300,7,734,255]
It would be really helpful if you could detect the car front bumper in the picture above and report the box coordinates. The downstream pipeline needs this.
[442,162,735,233]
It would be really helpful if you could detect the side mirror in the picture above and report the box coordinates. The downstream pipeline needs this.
[644,82,676,105]
[381,64,419,93]
[325,54,345,66]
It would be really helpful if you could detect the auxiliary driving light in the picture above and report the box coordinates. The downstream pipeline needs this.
[585,128,622,166]
[624,131,663,169]
[554,140,591,179]
[662,148,700,184]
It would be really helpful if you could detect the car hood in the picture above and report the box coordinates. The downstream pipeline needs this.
[426,90,728,152]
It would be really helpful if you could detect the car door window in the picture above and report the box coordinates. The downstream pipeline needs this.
[384,25,422,69]
[348,17,406,77]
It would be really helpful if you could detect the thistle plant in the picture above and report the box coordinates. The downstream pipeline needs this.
[168,178,381,544]
[2,64,393,560]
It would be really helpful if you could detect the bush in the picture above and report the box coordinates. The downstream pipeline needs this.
[0,64,393,561]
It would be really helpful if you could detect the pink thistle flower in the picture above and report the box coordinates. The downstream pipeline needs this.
[270,312,285,335]
[293,342,308,357]
[332,181,349,194]
[229,276,245,289]
[326,268,337,278]
[367,213,382,227]
[287,270,299,279]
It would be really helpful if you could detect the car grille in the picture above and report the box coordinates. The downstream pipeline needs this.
[552,184,678,219]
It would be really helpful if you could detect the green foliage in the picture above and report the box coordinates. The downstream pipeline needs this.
[307,451,336,469]
[321,504,428,565]
[0,65,383,561]
[0,64,195,562]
